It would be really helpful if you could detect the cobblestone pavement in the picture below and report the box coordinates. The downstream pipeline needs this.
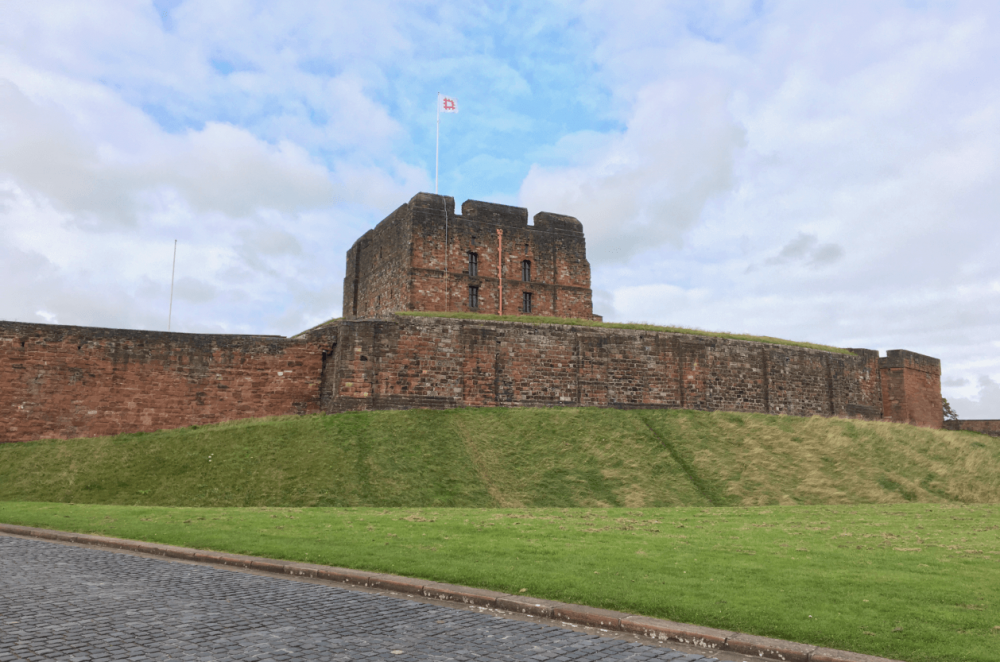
[0,535,722,662]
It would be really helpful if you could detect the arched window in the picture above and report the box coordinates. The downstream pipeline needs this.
[522,260,531,282]
[469,252,478,277]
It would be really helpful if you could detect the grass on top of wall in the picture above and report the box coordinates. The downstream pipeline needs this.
[291,311,852,354]
[1,408,998,509]
[2,500,998,662]
[395,311,854,354]
[291,317,341,338]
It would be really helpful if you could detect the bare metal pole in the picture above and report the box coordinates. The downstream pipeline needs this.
[437,94,447,309]
[168,239,177,331]
[435,93,440,195]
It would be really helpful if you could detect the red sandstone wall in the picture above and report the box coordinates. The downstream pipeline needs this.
[348,193,595,320]
[323,316,886,418]
[943,420,1000,437]
[4,316,942,444]
[409,196,595,319]
[879,350,942,429]
[1,322,337,443]
[343,203,413,319]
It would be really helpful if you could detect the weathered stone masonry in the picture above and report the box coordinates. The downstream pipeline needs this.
[0,193,948,443]
[2,315,941,443]
[322,316,886,417]
[0,321,336,444]
[344,193,599,321]
[943,420,1000,437]
[879,350,942,429]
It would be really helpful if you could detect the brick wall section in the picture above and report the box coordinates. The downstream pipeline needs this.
[943,420,1000,437]
[323,316,887,418]
[2,315,944,443]
[344,193,597,321]
[1,322,337,444]
[343,203,413,319]
[878,350,942,428]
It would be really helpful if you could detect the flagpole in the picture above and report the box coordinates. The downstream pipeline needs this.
[168,239,177,331]
[435,93,440,195]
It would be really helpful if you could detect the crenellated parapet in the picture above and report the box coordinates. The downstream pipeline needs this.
[343,193,598,321]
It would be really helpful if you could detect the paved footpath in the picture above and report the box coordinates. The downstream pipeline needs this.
[1,534,729,662]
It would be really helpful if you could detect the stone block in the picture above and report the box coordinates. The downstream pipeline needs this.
[810,647,902,662]
[551,604,627,630]
[620,616,734,649]
[367,573,425,595]
[723,633,815,661]
[420,582,506,606]
[495,595,563,618]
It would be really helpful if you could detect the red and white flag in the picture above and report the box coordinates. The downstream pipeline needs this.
[439,95,458,113]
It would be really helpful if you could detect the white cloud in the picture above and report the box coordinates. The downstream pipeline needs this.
[520,77,745,263]
[0,78,336,225]
[0,2,433,336]
[759,233,844,269]
[1,1,999,419]
[550,1,1000,415]
[950,376,1000,420]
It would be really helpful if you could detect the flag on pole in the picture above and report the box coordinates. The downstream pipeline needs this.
[436,94,458,193]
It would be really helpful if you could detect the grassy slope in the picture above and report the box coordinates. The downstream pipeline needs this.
[3,410,1000,661]
[1,501,997,662]
[0,408,997,508]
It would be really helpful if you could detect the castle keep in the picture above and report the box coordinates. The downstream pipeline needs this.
[344,193,599,320]
[0,193,950,444]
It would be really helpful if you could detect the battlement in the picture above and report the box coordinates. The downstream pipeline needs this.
[0,192,948,444]
[533,211,584,234]
[460,199,529,228]
[344,193,597,321]
[880,349,941,374]
[879,349,943,428]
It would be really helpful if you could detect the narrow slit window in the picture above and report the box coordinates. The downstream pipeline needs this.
[523,291,532,314]
[522,260,531,282]
[469,285,479,309]
[468,252,478,277]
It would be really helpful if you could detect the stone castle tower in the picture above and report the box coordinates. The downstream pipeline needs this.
[343,192,600,320]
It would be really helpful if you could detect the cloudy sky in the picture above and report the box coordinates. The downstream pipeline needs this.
[2,1,999,417]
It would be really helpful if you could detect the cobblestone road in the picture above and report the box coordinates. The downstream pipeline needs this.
[0,535,723,662]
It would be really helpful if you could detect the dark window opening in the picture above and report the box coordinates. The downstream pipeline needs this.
[469,286,479,309]
[469,252,478,277]
[523,291,532,314]
[522,260,531,282]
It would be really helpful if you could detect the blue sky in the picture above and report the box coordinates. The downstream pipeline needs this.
[2,1,1000,417]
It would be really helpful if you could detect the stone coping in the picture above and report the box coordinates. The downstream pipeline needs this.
[0,523,902,662]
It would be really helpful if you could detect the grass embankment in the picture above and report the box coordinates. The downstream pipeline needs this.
[1,409,997,507]
[2,409,999,661]
[1,501,997,662]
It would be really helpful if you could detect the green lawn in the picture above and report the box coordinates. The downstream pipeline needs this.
[2,501,997,662]
[1,409,996,508]
[3,409,998,660]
